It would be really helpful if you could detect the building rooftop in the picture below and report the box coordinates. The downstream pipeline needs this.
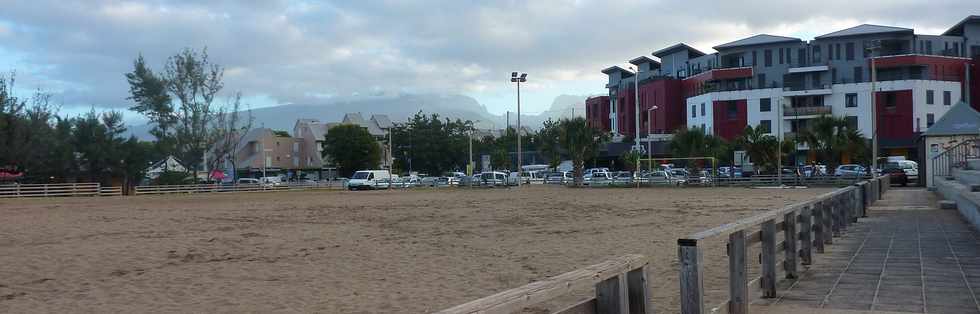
[923,101,980,136]
[942,15,980,36]
[601,66,634,76]
[815,24,912,39]
[652,43,706,59]
[629,56,660,67]
[713,34,802,50]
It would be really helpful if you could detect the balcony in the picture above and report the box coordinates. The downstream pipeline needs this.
[787,65,829,74]
[782,83,832,97]
[685,67,753,82]
[783,105,832,117]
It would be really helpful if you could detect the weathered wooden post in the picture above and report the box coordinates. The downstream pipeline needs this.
[822,200,833,245]
[783,211,799,277]
[728,230,748,314]
[831,196,841,237]
[813,202,825,253]
[596,273,628,314]
[799,206,813,264]
[678,239,704,314]
[761,220,777,298]
[627,266,650,314]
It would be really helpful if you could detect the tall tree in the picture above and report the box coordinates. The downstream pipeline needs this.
[559,117,608,186]
[126,54,175,156]
[206,92,252,181]
[322,124,381,177]
[735,124,780,174]
[669,126,727,168]
[536,118,562,168]
[799,115,868,169]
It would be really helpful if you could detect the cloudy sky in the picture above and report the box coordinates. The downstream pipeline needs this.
[0,0,974,121]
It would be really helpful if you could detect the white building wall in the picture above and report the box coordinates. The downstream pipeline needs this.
[830,80,961,138]
[686,88,785,136]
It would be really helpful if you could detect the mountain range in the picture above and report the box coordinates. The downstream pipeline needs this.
[130,94,587,139]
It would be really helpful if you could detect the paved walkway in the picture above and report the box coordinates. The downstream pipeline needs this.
[762,188,980,314]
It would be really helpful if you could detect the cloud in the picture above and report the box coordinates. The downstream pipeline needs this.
[0,0,975,112]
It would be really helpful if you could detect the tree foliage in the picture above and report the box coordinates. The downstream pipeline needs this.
[799,115,868,169]
[735,124,780,174]
[390,112,472,175]
[669,126,728,167]
[559,117,608,186]
[536,118,562,168]
[323,124,381,177]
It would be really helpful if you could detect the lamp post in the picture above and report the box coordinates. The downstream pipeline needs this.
[867,41,881,172]
[511,72,527,186]
[646,106,659,169]
[628,65,642,152]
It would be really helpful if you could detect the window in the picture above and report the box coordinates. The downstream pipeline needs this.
[779,48,784,64]
[953,42,960,56]
[854,66,863,83]
[926,41,933,54]
[764,49,772,67]
[812,72,822,89]
[827,44,833,60]
[701,103,706,116]
[885,92,897,108]
[757,74,766,88]
[926,90,934,104]
[726,101,738,119]
[835,43,842,61]
[831,68,837,83]
[787,48,792,64]
[752,51,758,66]
[845,42,855,60]
[944,91,952,106]
[760,98,771,112]
[691,105,696,118]
[927,113,935,127]
[759,120,772,133]
[846,93,858,107]
[813,45,822,62]
[797,48,805,66]
[845,116,858,130]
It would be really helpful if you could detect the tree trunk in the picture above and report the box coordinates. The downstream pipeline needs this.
[573,158,584,187]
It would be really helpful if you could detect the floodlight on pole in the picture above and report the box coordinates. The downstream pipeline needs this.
[511,72,527,186]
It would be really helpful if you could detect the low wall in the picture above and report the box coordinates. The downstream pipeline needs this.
[934,176,980,231]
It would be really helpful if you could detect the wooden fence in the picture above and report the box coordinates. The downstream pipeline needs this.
[677,175,889,314]
[713,175,873,187]
[133,182,345,195]
[436,254,650,314]
[0,183,101,198]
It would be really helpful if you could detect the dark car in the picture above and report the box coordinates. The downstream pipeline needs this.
[881,167,908,186]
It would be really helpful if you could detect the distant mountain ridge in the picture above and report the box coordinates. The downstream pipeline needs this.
[129,93,587,139]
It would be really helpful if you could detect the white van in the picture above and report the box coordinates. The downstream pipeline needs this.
[348,170,392,190]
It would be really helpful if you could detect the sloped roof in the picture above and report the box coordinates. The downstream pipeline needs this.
[371,114,393,129]
[713,34,801,50]
[943,15,980,36]
[815,24,912,39]
[601,66,634,76]
[342,112,385,136]
[652,43,706,58]
[923,101,980,136]
[629,56,660,67]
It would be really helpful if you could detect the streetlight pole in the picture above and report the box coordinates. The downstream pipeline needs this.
[628,65,642,151]
[647,106,659,170]
[868,41,880,172]
[777,97,783,186]
[511,72,527,186]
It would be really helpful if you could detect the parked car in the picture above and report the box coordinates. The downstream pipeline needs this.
[643,170,675,185]
[237,178,260,185]
[347,170,392,190]
[480,171,512,186]
[881,166,909,186]
[583,171,612,186]
[670,169,690,185]
[544,171,571,185]
[834,164,868,177]
[885,160,918,182]
[612,171,635,184]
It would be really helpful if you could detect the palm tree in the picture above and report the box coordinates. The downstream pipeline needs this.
[735,125,779,174]
[559,117,608,186]
[669,126,727,169]
[799,115,868,170]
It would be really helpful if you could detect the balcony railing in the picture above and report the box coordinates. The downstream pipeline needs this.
[782,83,831,92]
[784,105,832,116]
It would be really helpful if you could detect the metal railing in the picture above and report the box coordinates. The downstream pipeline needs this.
[783,105,832,116]
[931,139,979,184]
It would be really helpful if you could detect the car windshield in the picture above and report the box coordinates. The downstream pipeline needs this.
[352,172,370,179]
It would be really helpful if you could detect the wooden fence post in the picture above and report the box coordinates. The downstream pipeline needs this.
[728,230,748,314]
[678,239,704,314]
[799,206,813,264]
[822,201,833,245]
[830,196,841,237]
[784,211,799,277]
[761,220,777,298]
[627,266,650,314]
[813,202,825,253]
[596,274,627,314]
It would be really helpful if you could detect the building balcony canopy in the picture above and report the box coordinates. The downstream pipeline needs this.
[686,66,753,82]
[787,65,829,74]
[871,54,971,69]
[783,105,832,117]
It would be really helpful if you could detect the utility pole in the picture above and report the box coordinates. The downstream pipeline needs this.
[511,72,527,186]
[777,97,783,186]
[869,41,880,172]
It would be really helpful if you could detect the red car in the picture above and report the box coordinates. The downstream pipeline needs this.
[881,167,908,186]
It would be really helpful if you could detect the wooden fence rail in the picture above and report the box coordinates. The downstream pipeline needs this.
[436,254,650,314]
[133,182,345,195]
[677,175,889,314]
[0,183,101,198]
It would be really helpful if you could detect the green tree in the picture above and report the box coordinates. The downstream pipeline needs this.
[537,118,562,168]
[323,124,381,177]
[620,149,642,172]
[799,115,868,169]
[735,124,780,174]
[391,111,474,175]
[669,126,727,168]
[559,117,608,186]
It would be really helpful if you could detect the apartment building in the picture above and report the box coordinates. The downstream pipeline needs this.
[591,15,980,162]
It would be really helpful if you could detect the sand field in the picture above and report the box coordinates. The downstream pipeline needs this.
[0,185,832,313]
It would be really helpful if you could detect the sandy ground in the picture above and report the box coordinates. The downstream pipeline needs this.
[0,185,832,313]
